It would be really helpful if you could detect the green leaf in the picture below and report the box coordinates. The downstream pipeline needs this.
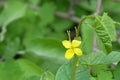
[17,59,43,78]
[79,52,105,65]
[48,18,73,40]
[21,76,40,80]
[25,38,66,64]
[0,1,27,27]
[55,59,90,80]
[22,76,40,80]
[96,36,108,54]
[101,13,117,41]
[91,65,108,76]
[90,77,96,80]
[81,19,94,54]
[22,52,62,74]
[38,3,56,26]
[3,38,20,59]
[103,0,120,14]
[0,60,23,80]
[40,71,55,80]
[28,0,40,6]
[92,65,113,80]
[93,16,112,54]
[52,19,72,32]
[113,62,120,80]
[97,71,113,80]
[79,51,120,65]
[0,59,43,80]
[112,42,120,51]
[0,1,27,41]
[78,0,97,12]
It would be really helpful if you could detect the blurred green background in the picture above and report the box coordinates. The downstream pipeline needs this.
[0,0,120,80]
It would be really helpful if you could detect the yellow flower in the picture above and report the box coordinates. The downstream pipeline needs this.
[62,40,82,60]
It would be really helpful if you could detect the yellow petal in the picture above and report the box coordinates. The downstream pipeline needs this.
[72,40,81,47]
[65,49,74,60]
[74,48,82,56]
[62,40,71,48]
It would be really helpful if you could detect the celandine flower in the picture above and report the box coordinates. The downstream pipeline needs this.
[62,40,82,60]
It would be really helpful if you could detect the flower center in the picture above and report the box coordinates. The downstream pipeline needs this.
[71,46,75,53]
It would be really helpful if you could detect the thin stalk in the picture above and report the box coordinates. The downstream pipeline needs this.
[67,30,71,42]
[71,55,78,80]
[75,15,95,39]
[70,15,95,80]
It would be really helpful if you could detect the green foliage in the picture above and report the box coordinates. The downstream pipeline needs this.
[0,59,43,80]
[93,16,112,54]
[0,1,27,41]
[3,38,20,59]
[40,71,55,80]
[38,3,56,26]
[97,71,113,80]
[0,60,23,80]
[0,0,120,80]
[25,38,66,63]
[91,65,113,80]
[17,59,43,77]
[81,18,94,54]
[114,62,120,80]
[24,38,66,73]
[0,1,26,27]
[101,13,116,41]
[78,0,97,12]
[28,0,40,6]
[79,51,120,65]
[55,58,89,80]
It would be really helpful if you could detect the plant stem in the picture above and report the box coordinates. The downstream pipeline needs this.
[75,15,95,39]
[67,30,71,42]
[71,15,96,80]
[71,55,78,80]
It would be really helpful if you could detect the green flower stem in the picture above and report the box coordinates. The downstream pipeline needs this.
[75,15,95,39]
[70,15,96,80]
[71,55,78,80]
[67,30,71,42]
